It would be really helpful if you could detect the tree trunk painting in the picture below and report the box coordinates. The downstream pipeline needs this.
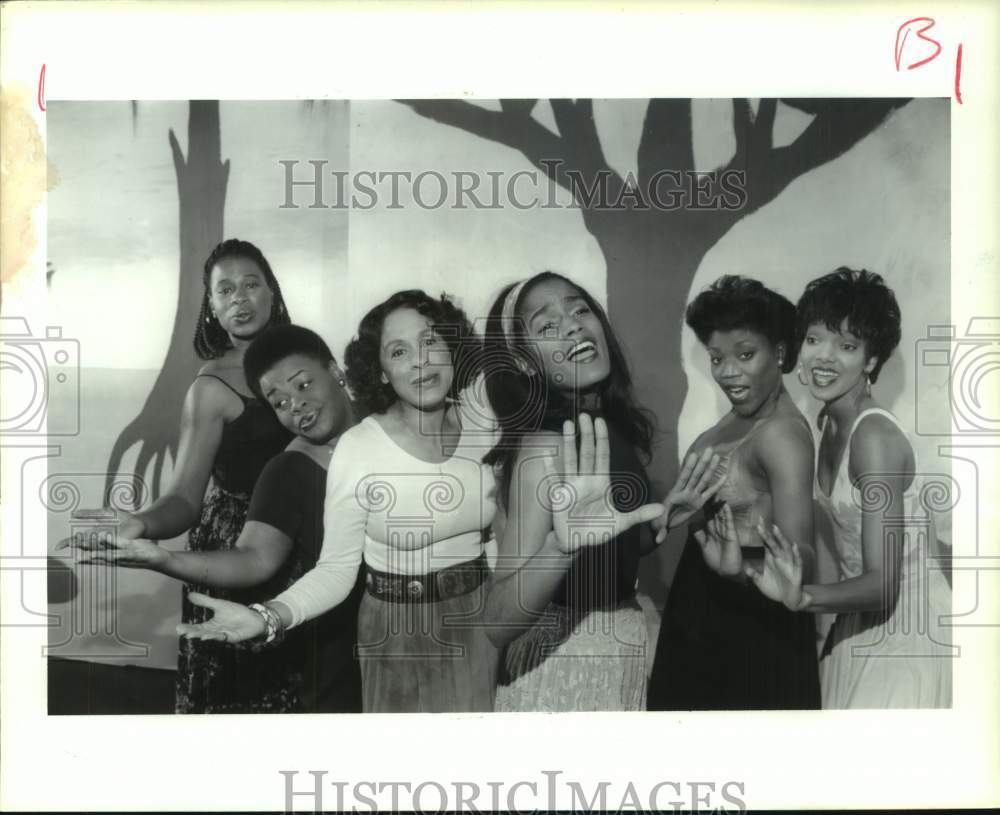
[398,98,910,492]
[104,101,230,504]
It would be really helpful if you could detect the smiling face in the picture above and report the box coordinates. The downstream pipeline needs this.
[379,307,455,411]
[258,353,349,444]
[705,328,784,416]
[518,277,611,393]
[799,319,877,404]
[208,257,275,342]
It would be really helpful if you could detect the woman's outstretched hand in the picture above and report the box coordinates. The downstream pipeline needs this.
[54,508,147,553]
[59,536,171,571]
[694,502,744,577]
[654,447,725,543]
[745,522,811,610]
[175,593,266,643]
[546,414,665,556]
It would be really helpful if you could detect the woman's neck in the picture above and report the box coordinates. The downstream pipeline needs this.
[392,399,451,439]
[823,378,872,433]
[738,379,786,423]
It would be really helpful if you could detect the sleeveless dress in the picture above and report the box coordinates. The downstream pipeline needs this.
[647,416,821,710]
[817,408,952,708]
[174,374,295,714]
[495,418,652,712]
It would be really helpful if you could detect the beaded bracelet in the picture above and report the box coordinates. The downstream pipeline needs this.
[248,602,285,645]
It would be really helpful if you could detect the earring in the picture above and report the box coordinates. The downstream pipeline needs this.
[796,363,809,387]
[338,378,346,388]
[864,373,872,396]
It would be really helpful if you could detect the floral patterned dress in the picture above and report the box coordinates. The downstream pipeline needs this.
[174,374,295,714]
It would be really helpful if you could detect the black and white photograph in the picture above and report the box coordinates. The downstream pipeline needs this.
[42,94,954,717]
[2,3,997,813]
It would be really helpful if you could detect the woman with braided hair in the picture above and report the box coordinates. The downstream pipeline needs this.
[65,239,296,712]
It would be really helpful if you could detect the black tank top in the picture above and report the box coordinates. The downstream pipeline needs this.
[197,374,294,496]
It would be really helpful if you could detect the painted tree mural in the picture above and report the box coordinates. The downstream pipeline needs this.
[104,101,230,504]
[398,98,910,495]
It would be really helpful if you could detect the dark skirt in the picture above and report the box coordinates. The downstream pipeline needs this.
[356,580,498,713]
[647,537,821,710]
[175,485,303,714]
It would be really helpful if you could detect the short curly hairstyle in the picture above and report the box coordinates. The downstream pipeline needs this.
[243,324,336,403]
[344,289,479,415]
[685,275,798,373]
[796,267,901,384]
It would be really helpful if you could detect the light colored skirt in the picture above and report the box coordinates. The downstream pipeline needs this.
[820,569,953,708]
[356,582,498,713]
[496,599,648,712]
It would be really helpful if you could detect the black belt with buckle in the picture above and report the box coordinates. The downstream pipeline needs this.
[364,554,487,604]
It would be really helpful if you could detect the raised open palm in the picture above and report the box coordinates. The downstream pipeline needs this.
[693,502,743,577]
[745,522,809,610]
[546,414,665,555]
[654,446,725,543]
[175,592,266,643]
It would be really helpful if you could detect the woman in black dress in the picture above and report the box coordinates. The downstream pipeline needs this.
[647,275,821,710]
[65,239,296,712]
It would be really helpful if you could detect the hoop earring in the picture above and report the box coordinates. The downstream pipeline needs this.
[864,373,872,396]
[796,363,809,387]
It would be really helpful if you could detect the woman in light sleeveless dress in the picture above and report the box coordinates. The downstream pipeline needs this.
[746,268,951,708]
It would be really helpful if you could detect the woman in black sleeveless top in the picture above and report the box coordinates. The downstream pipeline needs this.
[647,276,820,710]
[68,240,294,712]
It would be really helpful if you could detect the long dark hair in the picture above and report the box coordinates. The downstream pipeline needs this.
[482,271,655,510]
[193,239,291,360]
[344,289,479,416]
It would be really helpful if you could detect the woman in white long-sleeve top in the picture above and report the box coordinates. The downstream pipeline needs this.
[175,289,501,712]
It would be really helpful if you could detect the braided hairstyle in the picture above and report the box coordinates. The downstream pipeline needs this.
[193,239,291,360]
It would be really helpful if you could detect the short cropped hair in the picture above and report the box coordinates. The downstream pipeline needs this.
[685,275,798,373]
[795,267,901,384]
[244,324,335,402]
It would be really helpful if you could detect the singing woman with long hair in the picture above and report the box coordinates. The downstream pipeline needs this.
[482,271,720,712]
